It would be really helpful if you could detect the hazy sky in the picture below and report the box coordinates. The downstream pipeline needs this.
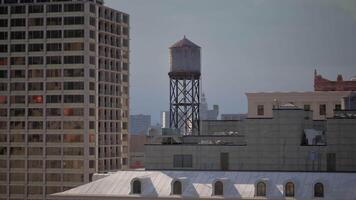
[106,0,356,123]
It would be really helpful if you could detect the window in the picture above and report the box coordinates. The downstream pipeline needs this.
[46,30,62,38]
[0,19,8,27]
[28,147,42,155]
[28,82,43,91]
[46,69,62,77]
[64,82,84,90]
[172,181,182,195]
[213,181,223,196]
[46,95,62,103]
[173,154,192,168]
[64,29,84,38]
[28,18,43,26]
[64,69,84,77]
[47,121,61,129]
[28,108,43,117]
[256,182,266,197]
[29,5,43,13]
[0,7,8,15]
[0,83,6,91]
[10,31,26,40]
[64,16,84,25]
[28,95,43,104]
[10,57,25,65]
[319,104,326,116]
[11,18,26,26]
[46,134,61,143]
[47,4,62,13]
[46,160,61,169]
[10,70,25,78]
[11,44,26,52]
[10,108,25,116]
[314,182,324,197]
[0,32,8,40]
[28,31,44,39]
[47,17,62,26]
[28,69,43,78]
[28,121,43,129]
[28,173,43,182]
[28,134,43,142]
[304,104,310,111]
[46,56,61,64]
[335,104,341,111]
[28,56,44,65]
[63,108,83,116]
[46,173,61,182]
[63,95,84,103]
[0,45,7,53]
[10,6,26,14]
[46,147,61,155]
[285,182,294,197]
[257,105,264,116]
[46,82,62,90]
[0,58,7,66]
[64,42,84,51]
[46,108,61,116]
[28,43,44,52]
[10,96,24,104]
[10,83,25,91]
[47,43,62,51]
[63,121,83,129]
[132,179,141,194]
[64,56,84,64]
[64,4,84,12]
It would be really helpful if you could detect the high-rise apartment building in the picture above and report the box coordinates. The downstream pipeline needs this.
[0,0,129,199]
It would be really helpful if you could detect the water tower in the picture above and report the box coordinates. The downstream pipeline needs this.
[169,36,201,135]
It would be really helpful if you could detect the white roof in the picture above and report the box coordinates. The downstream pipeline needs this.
[51,170,356,200]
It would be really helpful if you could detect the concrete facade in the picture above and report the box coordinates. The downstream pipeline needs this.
[145,109,356,172]
[246,91,351,120]
[0,0,129,199]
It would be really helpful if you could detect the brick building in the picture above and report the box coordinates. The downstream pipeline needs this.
[314,70,356,91]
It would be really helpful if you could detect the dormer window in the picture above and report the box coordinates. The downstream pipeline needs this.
[132,179,141,194]
[285,182,295,197]
[256,182,266,197]
[213,181,224,196]
[172,180,182,195]
[314,182,324,197]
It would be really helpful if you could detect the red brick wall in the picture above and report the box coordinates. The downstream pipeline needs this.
[314,71,356,91]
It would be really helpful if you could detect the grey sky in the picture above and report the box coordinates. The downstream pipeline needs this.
[106,0,356,123]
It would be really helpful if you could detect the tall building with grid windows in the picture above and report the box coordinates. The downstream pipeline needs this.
[0,0,129,199]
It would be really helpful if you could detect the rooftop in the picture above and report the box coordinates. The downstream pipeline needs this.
[51,170,356,199]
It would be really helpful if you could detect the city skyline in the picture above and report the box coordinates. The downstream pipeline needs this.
[106,0,356,123]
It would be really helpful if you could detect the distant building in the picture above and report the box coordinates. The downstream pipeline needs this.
[314,70,356,91]
[220,114,247,120]
[130,114,151,135]
[200,93,219,120]
[160,111,170,128]
[246,91,351,120]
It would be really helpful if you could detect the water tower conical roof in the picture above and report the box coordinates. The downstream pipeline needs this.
[170,36,200,48]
